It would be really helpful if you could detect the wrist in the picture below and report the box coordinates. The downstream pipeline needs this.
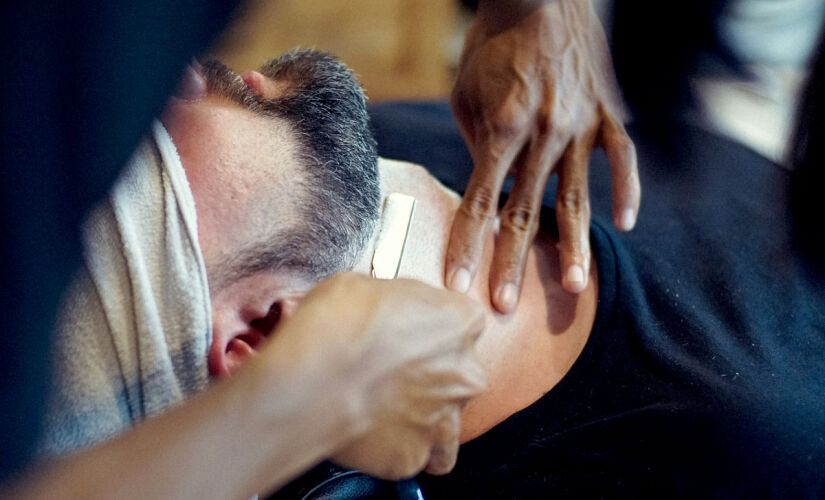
[248,340,367,444]
[475,0,552,35]
[232,336,368,491]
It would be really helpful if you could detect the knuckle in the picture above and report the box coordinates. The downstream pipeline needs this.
[434,415,459,443]
[425,445,457,476]
[456,361,485,390]
[488,107,526,142]
[461,186,498,221]
[464,366,488,394]
[501,202,537,233]
[490,121,519,143]
[559,189,589,217]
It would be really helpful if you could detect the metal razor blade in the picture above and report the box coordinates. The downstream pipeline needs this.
[371,193,417,279]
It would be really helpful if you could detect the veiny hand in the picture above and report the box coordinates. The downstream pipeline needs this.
[271,273,487,479]
[446,0,641,312]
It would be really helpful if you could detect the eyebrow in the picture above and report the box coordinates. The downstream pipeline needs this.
[210,228,319,293]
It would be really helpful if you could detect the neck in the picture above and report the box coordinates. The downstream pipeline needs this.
[459,230,597,442]
[365,159,598,442]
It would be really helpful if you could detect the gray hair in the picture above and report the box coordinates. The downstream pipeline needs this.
[199,49,380,285]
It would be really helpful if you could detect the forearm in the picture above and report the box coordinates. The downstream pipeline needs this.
[6,343,361,500]
[4,274,487,498]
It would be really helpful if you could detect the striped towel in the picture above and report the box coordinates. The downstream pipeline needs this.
[37,122,212,457]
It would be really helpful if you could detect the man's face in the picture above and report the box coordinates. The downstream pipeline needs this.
[161,51,380,377]
[162,94,303,291]
[162,90,309,377]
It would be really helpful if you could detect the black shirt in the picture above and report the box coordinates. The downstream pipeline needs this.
[370,101,825,498]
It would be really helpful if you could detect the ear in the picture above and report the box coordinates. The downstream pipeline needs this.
[208,304,274,378]
[240,70,287,99]
[209,279,306,378]
[174,62,207,100]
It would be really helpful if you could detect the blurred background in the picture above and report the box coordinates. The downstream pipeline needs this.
[209,0,466,100]
[207,0,821,165]
[208,0,612,101]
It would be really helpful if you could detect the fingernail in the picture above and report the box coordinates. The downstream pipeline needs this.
[619,208,636,231]
[449,268,472,294]
[497,283,519,311]
[566,265,584,285]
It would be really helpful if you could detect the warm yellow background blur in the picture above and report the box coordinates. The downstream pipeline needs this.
[209,0,462,101]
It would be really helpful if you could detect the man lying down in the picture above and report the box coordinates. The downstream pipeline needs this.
[37,49,490,484]
[362,111,825,497]
[268,161,825,497]
[258,76,825,498]
[39,49,825,497]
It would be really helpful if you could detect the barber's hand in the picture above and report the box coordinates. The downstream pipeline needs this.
[274,273,487,479]
[446,1,640,312]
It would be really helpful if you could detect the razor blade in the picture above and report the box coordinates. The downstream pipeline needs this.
[371,193,417,279]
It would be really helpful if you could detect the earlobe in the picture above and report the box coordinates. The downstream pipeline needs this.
[208,329,263,378]
[224,335,258,376]
[208,275,310,379]
[208,295,305,378]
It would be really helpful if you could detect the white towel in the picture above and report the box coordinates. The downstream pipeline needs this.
[37,122,212,458]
